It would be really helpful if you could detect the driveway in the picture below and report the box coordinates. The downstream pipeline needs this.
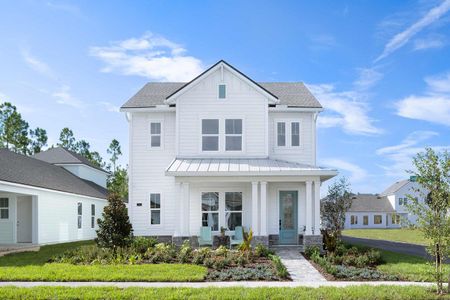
[342,236,430,259]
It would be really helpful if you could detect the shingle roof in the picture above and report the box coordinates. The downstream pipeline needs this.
[121,82,322,109]
[0,149,108,199]
[347,194,395,212]
[33,147,107,173]
[380,180,409,197]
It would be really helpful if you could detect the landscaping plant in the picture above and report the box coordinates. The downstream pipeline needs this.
[406,148,450,294]
[238,228,253,252]
[95,193,133,249]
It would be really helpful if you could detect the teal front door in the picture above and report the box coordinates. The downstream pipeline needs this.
[279,191,298,245]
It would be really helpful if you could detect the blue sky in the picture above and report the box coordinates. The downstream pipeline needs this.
[1,0,450,194]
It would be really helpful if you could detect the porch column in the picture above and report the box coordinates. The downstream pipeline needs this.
[260,181,267,236]
[180,182,190,236]
[174,183,182,237]
[251,182,259,235]
[313,180,321,235]
[305,181,313,235]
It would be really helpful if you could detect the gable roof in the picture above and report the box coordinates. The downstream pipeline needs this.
[380,180,409,196]
[165,60,279,104]
[121,62,322,109]
[33,147,108,173]
[0,149,108,199]
[347,194,395,212]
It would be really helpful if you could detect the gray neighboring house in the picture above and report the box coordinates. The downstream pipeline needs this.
[0,148,108,245]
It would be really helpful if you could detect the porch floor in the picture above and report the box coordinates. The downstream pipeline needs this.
[0,244,40,257]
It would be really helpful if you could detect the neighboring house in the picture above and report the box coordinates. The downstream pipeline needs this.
[121,60,337,247]
[0,147,108,244]
[344,177,427,229]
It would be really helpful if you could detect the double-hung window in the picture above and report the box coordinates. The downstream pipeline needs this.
[201,192,219,231]
[225,119,242,151]
[150,193,161,225]
[202,119,219,151]
[150,122,161,148]
[77,202,82,229]
[277,121,301,147]
[350,215,358,225]
[91,204,95,228]
[374,215,382,224]
[225,192,242,230]
[0,198,9,219]
[363,215,369,225]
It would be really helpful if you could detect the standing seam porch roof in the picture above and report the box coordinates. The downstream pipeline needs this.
[166,158,337,177]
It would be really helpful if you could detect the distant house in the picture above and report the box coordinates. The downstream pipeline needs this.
[0,147,108,245]
[344,177,426,229]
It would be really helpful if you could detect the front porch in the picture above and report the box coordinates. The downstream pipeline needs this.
[166,158,337,248]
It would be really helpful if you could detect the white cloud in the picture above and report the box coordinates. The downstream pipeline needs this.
[52,85,84,109]
[353,67,384,90]
[395,72,450,126]
[413,34,446,50]
[375,0,450,62]
[21,49,57,80]
[321,158,368,183]
[376,131,448,177]
[98,101,120,113]
[90,32,204,81]
[308,84,382,135]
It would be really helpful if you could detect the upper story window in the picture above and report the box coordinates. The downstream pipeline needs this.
[276,121,301,148]
[150,193,161,225]
[0,198,9,219]
[77,202,82,229]
[150,122,162,148]
[202,119,219,151]
[225,119,242,151]
[218,84,226,99]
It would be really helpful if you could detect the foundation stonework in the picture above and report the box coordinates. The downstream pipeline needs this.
[303,235,323,250]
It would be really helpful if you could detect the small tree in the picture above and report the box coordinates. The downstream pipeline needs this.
[406,148,450,294]
[96,193,133,249]
[108,166,128,201]
[107,139,122,172]
[320,177,352,252]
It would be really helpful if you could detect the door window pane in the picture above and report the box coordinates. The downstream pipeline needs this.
[277,122,286,146]
[291,122,300,146]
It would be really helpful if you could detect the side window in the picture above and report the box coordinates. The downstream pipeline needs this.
[150,193,161,225]
[0,198,9,219]
[202,119,219,151]
[77,202,82,229]
[225,119,242,151]
[91,204,95,228]
[218,84,226,99]
[350,215,358,225]
[150,122,162,148]
[291,122,300,146]
[277,122,286,146]
[374,215,382,224]
[363,215,368,225]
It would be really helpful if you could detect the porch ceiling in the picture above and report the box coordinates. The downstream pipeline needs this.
[165,158,337,179]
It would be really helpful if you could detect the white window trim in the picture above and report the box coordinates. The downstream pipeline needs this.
[217,84,227,100]
[149,119,164,150]
[0,197,10,221]
[77,202,82,230]
[274,119,302,149]
[200,188,244,233]
[149,192,163,227]
[199,116,245,155]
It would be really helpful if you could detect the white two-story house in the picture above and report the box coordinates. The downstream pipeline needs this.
[121,60,337,247]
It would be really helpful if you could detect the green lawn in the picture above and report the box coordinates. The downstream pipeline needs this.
[0,241,206,282]
[0,286,447,300]
[377,249,449,282]
[343,229,428,245]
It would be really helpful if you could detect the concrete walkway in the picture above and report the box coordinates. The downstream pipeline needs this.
[0,281,439,288]
[273,246,327,282]
[0,244,40,257]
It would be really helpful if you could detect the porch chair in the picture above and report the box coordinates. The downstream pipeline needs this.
[198,226,213,247]
[230,226,244,249]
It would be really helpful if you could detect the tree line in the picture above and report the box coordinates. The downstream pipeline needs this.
[0,101,128,199]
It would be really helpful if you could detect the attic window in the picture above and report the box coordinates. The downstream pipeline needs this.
[218,84,226,99]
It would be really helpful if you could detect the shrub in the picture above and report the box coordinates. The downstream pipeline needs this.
[177,240,193,263]
[215,245,228,257]
[269,254,289,279]
[305,245,321,258]
[238,228,253,252]
[235,252,249,266]
[207,265,279,281]
[254,244,273,258]
[96,193,133,249]
[146,243,176,263]
[131,237,157,254]
[334,265,398,281]
[192,247,212,265]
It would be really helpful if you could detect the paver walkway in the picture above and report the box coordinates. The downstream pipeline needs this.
[273,246,326,282]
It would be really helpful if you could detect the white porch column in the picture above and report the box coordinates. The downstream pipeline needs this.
[313,180,321,235]
[180,182,190,236]
[305,181,313,235]
[174,183,182,237]
[260,181,267,236]
[251,182,259,236]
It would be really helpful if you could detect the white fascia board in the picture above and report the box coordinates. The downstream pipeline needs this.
[0,180,107,201]
[120,106,176,113]
[269,106,324,113]
[166,169,338,178]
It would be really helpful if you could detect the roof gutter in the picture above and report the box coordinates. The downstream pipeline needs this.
[269,106,324,112]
